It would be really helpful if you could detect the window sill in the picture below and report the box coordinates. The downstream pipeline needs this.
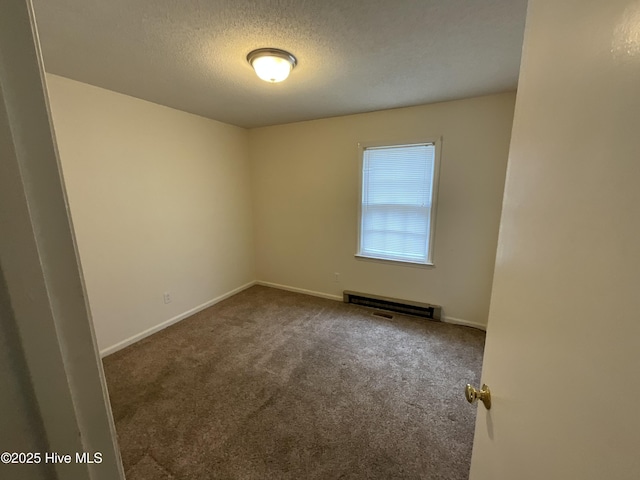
[354,254,435,269]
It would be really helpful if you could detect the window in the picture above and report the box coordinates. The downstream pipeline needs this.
[357,140,440,265]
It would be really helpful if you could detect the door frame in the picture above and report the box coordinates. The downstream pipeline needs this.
[0,1,124,478]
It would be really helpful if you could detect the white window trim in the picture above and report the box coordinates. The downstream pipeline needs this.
[355,137,442,267]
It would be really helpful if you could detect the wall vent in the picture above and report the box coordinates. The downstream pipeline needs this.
[343,290,441,321]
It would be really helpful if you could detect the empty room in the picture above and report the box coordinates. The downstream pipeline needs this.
[2,1,640,480]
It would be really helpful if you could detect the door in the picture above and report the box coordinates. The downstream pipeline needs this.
[468,1,640,479]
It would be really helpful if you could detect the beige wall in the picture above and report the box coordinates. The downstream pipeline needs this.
[46,75,513,352]
[249,93,515,327]
[46,74,255,354]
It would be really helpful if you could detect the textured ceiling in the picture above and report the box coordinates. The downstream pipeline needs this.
[33,0,528,128]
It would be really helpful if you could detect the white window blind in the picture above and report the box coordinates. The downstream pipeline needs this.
[359,143,436,264]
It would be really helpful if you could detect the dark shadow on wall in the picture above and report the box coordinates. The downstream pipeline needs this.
[0,266,54,479]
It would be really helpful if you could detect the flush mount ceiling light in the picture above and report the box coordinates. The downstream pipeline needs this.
[247,48,297,83]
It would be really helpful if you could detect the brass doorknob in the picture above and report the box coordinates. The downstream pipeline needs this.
[465,383,491,410]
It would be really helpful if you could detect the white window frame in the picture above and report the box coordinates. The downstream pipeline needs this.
[355,137,442,267]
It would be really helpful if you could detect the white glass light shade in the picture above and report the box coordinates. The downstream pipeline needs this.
[247,48,297,83]
[252,55,292,82]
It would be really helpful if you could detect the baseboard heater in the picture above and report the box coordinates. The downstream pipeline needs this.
[343,290,442,321]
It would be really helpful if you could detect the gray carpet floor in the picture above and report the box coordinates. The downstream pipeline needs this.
[103,285,485,480]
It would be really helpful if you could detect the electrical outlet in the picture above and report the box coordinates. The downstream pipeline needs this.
[163,292,172,304]
[334,272,341,283]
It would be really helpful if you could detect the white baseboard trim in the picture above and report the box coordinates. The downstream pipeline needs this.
[100,280,257,357]
[256,280,343,302]
[443,316,487,331]
[256,281,486,331]
[101,280,485,357]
